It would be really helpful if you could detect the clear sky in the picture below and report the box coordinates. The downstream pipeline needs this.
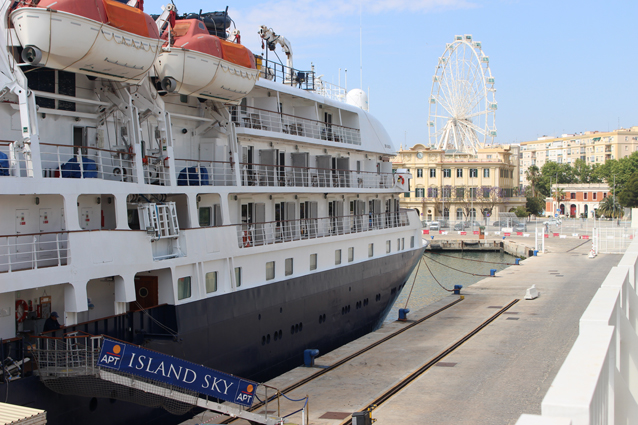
[145,0,637,150]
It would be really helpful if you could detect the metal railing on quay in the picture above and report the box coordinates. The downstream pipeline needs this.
[236,211,409,248]
[32,332,102,379]
[40,143,138,183]
[174,158,236,186]
[0,231,69,273]
[231,105,361,145]
[0,140,32,177]
[239,161,393,189]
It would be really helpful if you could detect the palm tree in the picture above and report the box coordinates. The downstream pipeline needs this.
[598,195,623,218]
[525,165,541,198]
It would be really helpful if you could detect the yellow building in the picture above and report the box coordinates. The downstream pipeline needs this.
[520,127,638,184]
[392,144,525,222]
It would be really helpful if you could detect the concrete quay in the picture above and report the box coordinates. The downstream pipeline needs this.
[184,237,620,425]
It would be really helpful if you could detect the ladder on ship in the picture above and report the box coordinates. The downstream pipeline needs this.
[31,333,306,425]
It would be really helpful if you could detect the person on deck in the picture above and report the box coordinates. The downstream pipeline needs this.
[42,311,62,333]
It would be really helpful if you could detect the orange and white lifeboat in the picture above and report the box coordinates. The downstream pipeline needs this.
[10,0,162,82]
[155,19,258,104]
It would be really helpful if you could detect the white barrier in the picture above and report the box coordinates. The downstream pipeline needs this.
[516,241,638,425]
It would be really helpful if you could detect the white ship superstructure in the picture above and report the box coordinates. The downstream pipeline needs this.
[0,1,424,423]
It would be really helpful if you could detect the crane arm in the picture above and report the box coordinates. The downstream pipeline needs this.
[258,25,293,70]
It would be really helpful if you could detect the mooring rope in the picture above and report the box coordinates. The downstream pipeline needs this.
[423,253,494,277]
[421,256,453,292]
[403,253,423,309]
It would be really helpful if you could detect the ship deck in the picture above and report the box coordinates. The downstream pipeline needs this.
[180,236,621,425]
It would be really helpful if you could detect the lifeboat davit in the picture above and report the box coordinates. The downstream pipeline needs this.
[10,0,162,82]
[155,19,258,104]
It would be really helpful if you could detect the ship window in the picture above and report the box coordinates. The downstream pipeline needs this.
[335,249,342,265]
[235,267,242,287]
[127,209,140,230]
[368,243,374,258]
[199,207,212,226]
[386,240,391,254]
[177,277,191,300]
[205,272,218,293]
[285,258,293,276]
[310,253,317,270]
[198,22,206,30]
[397,238,400,251]
[266,261,275,280]
[411,236,415,248]
[402,238,405,250]
[348,247,354,262]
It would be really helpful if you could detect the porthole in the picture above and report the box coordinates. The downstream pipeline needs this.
[291,325,295,334]
[278,330,282,339]
[274,332,279,341]
[261,336,266,345]
[266,334,270,344]
[89,397,98,412]
[299,323,303,332]
[138,287,149,298]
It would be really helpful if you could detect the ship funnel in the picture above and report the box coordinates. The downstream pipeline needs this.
[21,45,42,66]
[161,77,177,93]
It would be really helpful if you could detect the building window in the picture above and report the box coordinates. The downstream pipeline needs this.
[570,193,576,199]
[469,187,477,199]
[428,187,438,198]
[483,169,490,178]
[368,243,374,258]
[456,187,464,198]
[469,169,478,178]
[177,277,191,300]
[430,169,436,178]
[456,169,463,178]
[603,193,607,198]
[404,191,410,198]
[415,188,425,197]
[335,249,342,265]
[266,261,275,280]
[592,193,596,200]
[386,240,391,253]
[456,208,463,220]
[417,169,423,178]
[205,272,217,293]
[482,187,491,198]
[310,253,317,270]
[584,193,588,200]
[442,187,452,198]
[443,169,451,178]
[235,267,242,287]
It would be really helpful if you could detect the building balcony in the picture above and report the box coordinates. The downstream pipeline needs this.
[231,106,361,146]
[236,211,409,248]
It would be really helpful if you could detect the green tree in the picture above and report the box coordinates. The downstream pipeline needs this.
[537,162,574,197]
[618,172,638,207]
[514,206,528,218]
[572,159,602,183]
[525,195,544,216]
[524,165,541,197]
[598,195,623,218]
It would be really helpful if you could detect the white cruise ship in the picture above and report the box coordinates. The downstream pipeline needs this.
[0,0,425,423]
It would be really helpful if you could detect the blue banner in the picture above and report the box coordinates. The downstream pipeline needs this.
[97,338,256,407]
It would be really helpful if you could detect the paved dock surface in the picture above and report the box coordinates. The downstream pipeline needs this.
[183,236,621,425]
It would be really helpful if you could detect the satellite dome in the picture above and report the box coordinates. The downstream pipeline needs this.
[346,89,368,111]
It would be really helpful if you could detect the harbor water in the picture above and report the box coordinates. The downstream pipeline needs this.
[385,250,516,323]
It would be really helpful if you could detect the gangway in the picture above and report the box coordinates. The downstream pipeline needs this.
[31,333,306,425]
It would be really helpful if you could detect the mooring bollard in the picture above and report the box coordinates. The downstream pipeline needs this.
[398,308,410,321]
[515,258,520,265]
[453,284,463,295]
[490,269,497,276]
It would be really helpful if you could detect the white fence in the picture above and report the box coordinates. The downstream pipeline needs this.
[517,241,638,425]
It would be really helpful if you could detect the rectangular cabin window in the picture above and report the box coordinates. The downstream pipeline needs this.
[177,277,191,300]
[386,240,391,254]
[310,253,317,270]
[402,238,405,250]
[266,261,275,280]
[235,267,242,287]
[335,249,342,265]
[285,258,293,276]
[348,247,354,262]
[368,243,374,258]
[397,238,400,251]
[199,207,212,226]
[205,272,218,293]
[411,236,415,248]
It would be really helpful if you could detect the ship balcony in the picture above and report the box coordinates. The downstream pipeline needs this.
[0,231,69,273]
[236,210,409,249]
[239,162,395,189]
[0,140,33,177]
[231,106,361,146]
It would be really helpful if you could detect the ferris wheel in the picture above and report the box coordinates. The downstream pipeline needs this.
[428,34,497,154]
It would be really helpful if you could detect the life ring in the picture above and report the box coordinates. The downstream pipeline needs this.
[397,175,405,185]
[242,231,252,247]
[15,299,28,323]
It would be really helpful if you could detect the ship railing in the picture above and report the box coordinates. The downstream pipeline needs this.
[258,58,315,91]
[231,105,361,146]
[40,143,138,183]
[0,231,69,273]
[239,161,394,189]
[312,80,347,103]
[174,158,236,186]
[0,140,32,177]
[236,210,409,248]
